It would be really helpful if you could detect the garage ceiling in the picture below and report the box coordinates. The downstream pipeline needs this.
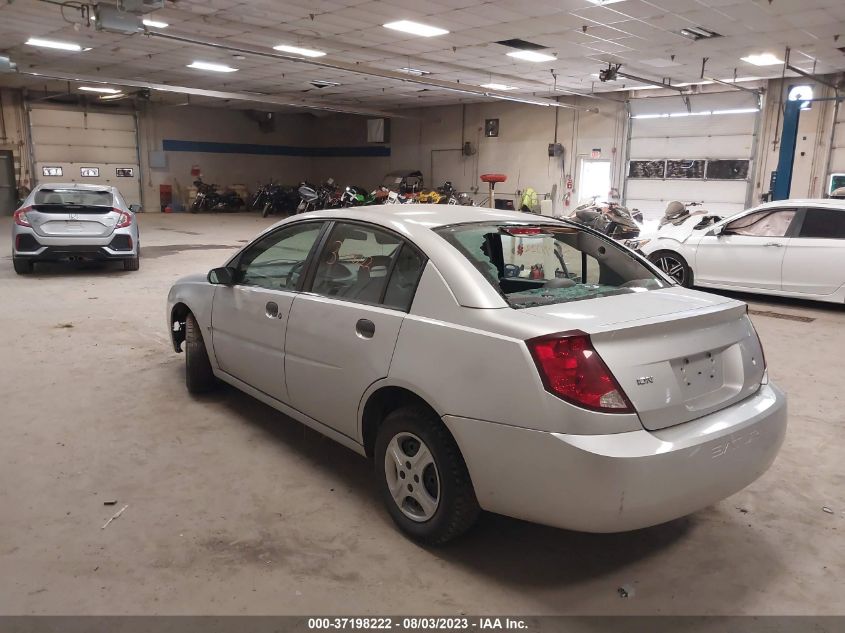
[1,0,844,111]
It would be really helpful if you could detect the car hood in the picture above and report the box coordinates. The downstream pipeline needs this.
[173,272,209,286]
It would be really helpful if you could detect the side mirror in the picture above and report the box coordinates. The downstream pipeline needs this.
[208,266,237,285]
[129,204,141,213]
[708,224,724,237]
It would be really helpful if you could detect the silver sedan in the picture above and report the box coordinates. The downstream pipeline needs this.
[167,205,786,544]
[12,183,140,274]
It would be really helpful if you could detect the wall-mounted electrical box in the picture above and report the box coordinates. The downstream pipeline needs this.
[548,143,564,158]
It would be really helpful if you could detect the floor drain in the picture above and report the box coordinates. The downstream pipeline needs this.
[748,309,815,323]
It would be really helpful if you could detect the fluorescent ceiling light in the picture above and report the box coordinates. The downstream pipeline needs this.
[481,83,517,91]
[507,50,555,62]
[142,19,168,28]
[397,67,430,76]
[79,86,121,94]
[488,94,550,106]
[586,0,625,4]
[26,37,83,52]
[741,53,783,66]
[99,93,126,101]
[187,61,238,73]
[383,20,448,37]
[273,44,326,58]
[712,108,759,115]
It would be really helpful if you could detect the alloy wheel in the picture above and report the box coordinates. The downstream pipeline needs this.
[383,432,440,522]
[655,254,687,285]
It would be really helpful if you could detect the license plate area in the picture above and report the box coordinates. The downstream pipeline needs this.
[673,350,724,398]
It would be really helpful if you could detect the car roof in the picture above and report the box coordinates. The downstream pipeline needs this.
[752,198,845,211]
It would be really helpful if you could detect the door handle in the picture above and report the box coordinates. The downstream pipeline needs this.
[356,318,375,339]
[763,242,783,247]
[265,301,281,319]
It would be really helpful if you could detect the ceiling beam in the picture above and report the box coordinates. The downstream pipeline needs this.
[15,69,403,117]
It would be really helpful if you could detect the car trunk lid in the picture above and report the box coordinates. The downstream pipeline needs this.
[29,204,118,238]
[522,288,765,430]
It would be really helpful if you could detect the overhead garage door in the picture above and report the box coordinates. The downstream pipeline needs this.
[624,91,760,221]
[29,107,142,208]
[828,101,845,194]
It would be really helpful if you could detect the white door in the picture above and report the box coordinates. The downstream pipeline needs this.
[694,208,797,290]
[29,107,142,208]
[285,222,426,439]
[781,207,845,296]
[577,159,611,204]
[211,221,325,402]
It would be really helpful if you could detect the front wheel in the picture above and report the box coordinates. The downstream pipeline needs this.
[262,201,272,218]
[374,405,479,544]
[184,313,217,394]
[650,251,692,287]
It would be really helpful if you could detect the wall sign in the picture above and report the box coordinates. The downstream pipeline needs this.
[484,119,499,138]
[591,148,601,159]
[116,167,134,177]
[42,166,63,177]
[80,167,100,177]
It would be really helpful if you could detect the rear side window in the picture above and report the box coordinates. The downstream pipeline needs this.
[383,245,426,311]
[34,189,113,207]
[435,222,670,308]
[798,208,845,239]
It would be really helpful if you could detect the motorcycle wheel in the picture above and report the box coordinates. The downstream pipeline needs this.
[262,201,272,218]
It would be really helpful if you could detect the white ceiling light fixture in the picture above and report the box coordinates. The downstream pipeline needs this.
[187,61,238,73]
[273,44,326,58]
[741,53,783,66]
[99,92,126,101]
[26,37,84,52]
[507,50,556,63]
[481,83,517,91]
[383,20,449,37]
[142,19,169,29]
[586,0,626,5]
[397,67,430,76]
[79,86,121,94]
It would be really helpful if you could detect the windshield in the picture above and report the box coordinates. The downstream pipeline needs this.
[435,222,671,308]
[34,189,113,207]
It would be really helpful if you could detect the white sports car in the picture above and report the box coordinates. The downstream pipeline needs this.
[636,199,845,303]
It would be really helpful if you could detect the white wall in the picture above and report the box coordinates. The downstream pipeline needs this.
[308,98,628,214]
[0,88,32,197]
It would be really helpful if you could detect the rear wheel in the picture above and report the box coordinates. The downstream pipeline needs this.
[123,255,140,271]
[13,258,33,275]
[650,251,692,287]
[374,405,479,544]
[185,313,216,394]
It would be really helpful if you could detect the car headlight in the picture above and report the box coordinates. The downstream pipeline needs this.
[625,238,650,250]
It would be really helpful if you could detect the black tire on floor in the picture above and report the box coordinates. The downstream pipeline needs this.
[262,201,271,218]
[123,255,140,271]
[185,313,217,394]
[13,258,33,275]
[374,404,480,544]
[649,250,693,287]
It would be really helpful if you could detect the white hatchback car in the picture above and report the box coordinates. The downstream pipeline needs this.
[167,206,786,543]
[638,199,845,303]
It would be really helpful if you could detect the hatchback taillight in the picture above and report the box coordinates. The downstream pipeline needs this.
[14,206,32,227]
[115,209,132,228]
[526,331,634,413]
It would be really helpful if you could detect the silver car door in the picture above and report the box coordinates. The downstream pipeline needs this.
[284,222,426,439]
[211,221,325,402]
[694,208,796,290]
[781,207,845,296]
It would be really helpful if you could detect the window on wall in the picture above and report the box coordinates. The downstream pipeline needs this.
[705,160,749,180]
[628,160,665,179]
[666,160,705,179]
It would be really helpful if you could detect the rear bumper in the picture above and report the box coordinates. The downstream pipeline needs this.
[444,382,787,533]
[13,229,137,260]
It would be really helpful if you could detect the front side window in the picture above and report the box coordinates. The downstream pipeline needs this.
[724,209,796,237]
[435,222,670,309]
[237,222,323,290]
[311,223,403,305]
[798,209,845,239]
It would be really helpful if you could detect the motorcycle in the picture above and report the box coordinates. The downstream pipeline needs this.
[191,179,244,213]
[566,196,642,240]
[251,183,299,217]
[340,185,378,207]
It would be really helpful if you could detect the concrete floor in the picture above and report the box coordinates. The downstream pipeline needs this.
[0,212,842,616]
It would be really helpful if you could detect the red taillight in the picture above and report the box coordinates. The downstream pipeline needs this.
[14,206,32,227]
[527,331,634,413]
[115,208,132,228]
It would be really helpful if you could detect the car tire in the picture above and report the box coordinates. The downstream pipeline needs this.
[13,258,33,275]
[650,250,693,287]
[374,405,480,544]
[123,255,140,271]
[185,313,217,394]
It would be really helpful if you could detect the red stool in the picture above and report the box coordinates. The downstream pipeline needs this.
[480,173,507,209]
